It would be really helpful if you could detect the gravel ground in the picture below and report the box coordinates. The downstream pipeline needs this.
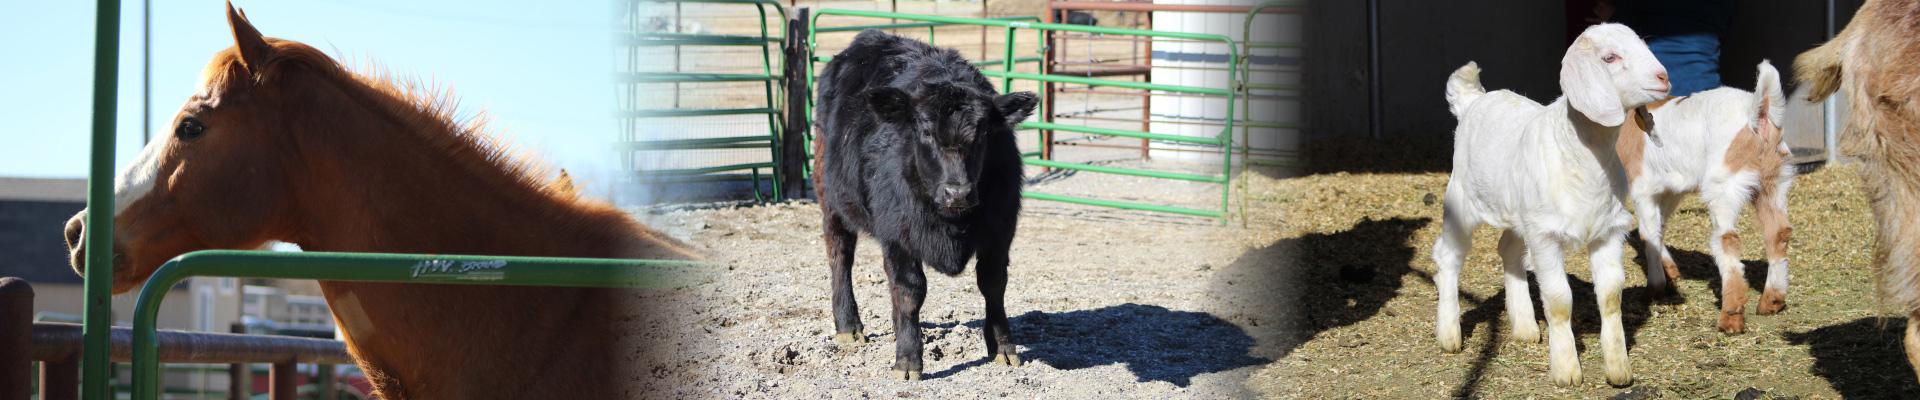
[621,158,1909,399]
[625,158,1282,399]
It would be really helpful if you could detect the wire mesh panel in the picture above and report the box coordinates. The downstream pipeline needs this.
[619,0,788,203]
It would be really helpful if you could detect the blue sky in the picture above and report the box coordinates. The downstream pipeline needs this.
[0,1,619,191]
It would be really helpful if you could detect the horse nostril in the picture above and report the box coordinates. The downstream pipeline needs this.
[64,211,86,251]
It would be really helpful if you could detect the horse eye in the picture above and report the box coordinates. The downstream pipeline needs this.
[176,117,206,140]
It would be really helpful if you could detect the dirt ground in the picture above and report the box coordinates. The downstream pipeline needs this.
[623,159,1917,399]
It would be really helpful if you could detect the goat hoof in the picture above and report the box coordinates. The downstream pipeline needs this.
[1512,323,1541,344]
[992,353,1022,367]
[892,370,922,381]
[1718,313,1747,334]
[1606,374,1634,388]
[1757,289,1787,315]
[833,332,866,344]
[1548,367,1581,387]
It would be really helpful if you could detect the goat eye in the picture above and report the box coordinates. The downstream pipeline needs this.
[176,117,206,140]
[1602,54,1620,63]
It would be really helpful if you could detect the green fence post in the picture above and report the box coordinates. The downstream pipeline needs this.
[83,0,123,398]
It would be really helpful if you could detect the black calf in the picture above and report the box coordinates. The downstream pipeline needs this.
[811,29,1035,380]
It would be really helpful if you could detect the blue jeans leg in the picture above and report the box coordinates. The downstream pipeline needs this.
[1646,33,1721,97]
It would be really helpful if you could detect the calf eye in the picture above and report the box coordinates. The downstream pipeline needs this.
[1601,54,1619,63]
[176,117,206,140]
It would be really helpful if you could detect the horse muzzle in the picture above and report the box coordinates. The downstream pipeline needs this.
[64,210,135,293]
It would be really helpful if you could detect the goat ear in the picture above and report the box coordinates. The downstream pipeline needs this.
[1561,39,1625,126]
[864,87,911,122]
[995,92,1038,127]
[226,1,272,74]
[1752,60,1788,131]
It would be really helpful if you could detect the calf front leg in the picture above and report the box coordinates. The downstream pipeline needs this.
[823,212,865,343]
[976,245,1020,366]
[882,244,928,380]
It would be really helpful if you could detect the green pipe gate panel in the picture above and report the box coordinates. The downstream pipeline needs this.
[804,9,1243,221]
[624,0,789,202]
[128,250,705,399]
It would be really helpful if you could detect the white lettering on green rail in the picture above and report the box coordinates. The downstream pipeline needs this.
[409,259,510,281]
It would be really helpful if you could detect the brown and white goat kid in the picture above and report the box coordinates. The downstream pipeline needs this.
[1435,23,1668,387]
[1795,0,1920,383]
[1618,61,1794,335]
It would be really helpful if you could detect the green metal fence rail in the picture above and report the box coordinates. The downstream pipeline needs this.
[127,250,702,399]
[797,14,1045,186]
[623,0,789,201]
[805,10,1241,221]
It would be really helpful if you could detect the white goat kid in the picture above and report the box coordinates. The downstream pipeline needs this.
[1434,23,1669,387]
[1618,61,1794,335]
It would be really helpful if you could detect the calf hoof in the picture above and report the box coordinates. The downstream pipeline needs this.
[1757,289,1787,315]
[1718,312,1746,334]
[833,332,867,344]
[892,370,923,381]
[992,353,1022,367]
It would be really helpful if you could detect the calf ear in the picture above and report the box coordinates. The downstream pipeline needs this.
[864,87,911,123]
[996,92,1038,126]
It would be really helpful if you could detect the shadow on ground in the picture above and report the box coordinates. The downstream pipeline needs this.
[1784,317,1920,399]
[1207,217,1427,358]
[990,303,1270,387]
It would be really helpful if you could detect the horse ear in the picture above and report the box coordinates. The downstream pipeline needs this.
[226,1,271,73]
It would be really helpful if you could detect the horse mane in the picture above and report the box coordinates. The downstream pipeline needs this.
[200,38,575,201]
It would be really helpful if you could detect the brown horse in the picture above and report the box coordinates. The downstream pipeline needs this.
[60,4,697,398]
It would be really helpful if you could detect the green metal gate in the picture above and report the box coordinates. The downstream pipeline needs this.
[803,10,1243,221]
[622,0,789,201]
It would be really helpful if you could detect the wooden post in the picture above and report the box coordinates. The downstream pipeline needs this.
[0,278,32,400]
[40,355,77,400]
[780,7,814,200]
[268,361,296,400]
[229,322,250,400]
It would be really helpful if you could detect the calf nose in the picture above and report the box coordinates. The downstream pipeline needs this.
[1656,72,1669,84]
[941,185,970,206]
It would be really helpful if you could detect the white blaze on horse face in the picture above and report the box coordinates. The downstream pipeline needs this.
[113,138,167,216]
